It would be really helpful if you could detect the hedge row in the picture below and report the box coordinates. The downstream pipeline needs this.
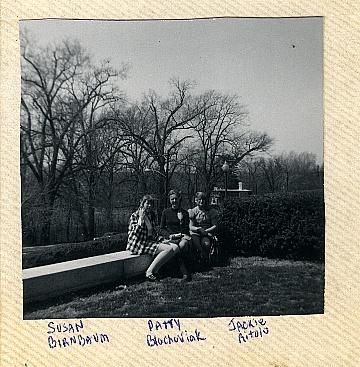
[217,190,325,261]
[23,191,324,268]
[22,233,128,269]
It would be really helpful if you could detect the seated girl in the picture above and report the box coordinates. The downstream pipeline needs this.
[160,190,192,281]
[188,191,219,262]
[126,194,180,281]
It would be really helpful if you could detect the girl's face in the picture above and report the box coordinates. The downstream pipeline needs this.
[169,194,179,209]
[196,196,206,209]
[142,200,153,213]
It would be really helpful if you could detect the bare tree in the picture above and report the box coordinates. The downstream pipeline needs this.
[116,79,211,209]
[64,61,127,239]
[258,157,283,192]
[94,124,131,230]
[115,105,154,196]
[275,151,319,191]
[20,36,126,243]
[190,91,273,194]
[21,38,89,243]
[256,151,320,193]
[236,157,263,194]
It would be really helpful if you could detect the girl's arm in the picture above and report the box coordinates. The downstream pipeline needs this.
[182,210,191,235]
[204,209,219,234]
[159,210,166,229]
[205,224,217,234]
[189,217,202,233]
[128,212,145,237]
[158,210,170,238]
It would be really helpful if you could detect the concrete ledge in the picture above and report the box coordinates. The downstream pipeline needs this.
[23,251,153,304]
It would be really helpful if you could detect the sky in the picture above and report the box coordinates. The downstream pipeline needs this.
[21,17,323,161]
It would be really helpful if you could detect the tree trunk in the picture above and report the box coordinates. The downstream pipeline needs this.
[39,220,51,245]
[65,206,72,242]
[286,172,289,192]
[71,178,89,241]
[105,174,114,232]
[74,200,88,241]
[87,170,96,240]
[157,157,168,213]
[39,189,56,245]
[137,173,147,197]
[157,174,167,214]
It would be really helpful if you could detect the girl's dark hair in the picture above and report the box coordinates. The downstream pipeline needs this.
[168,189,179,197]
[138,195,156,220]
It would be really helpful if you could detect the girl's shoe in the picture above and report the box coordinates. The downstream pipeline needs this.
[181,274,192,282]
[146,273,161,282]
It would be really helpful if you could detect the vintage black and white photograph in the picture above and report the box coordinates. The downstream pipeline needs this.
[21,17,324,319]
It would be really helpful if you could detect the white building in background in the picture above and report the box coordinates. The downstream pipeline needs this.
[211,182,252,205]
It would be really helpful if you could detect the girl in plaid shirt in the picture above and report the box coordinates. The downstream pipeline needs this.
[126,195,180,281]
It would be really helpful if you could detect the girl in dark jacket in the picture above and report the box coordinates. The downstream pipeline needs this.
[160,190,192,281]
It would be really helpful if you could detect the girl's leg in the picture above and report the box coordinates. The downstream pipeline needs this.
[201,236,211,252]
[177,238,190,278]
[146,243,179,276]
[201,236,212,266]
[191,234,202,253]
[178,238,188,252]
[191,234,207,261]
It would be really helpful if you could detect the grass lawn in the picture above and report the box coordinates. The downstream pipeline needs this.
[24,257,324,319]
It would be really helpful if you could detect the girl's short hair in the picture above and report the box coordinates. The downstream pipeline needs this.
[138,195,156,221]
[195,191,207,200]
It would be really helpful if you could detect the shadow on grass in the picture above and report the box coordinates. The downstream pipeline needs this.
[24,257,324,319]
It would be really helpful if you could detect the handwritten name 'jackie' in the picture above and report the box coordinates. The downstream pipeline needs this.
[228,317,269,344]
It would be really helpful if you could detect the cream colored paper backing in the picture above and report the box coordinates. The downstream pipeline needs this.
[0,1,359,366]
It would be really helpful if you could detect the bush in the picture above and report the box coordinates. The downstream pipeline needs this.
[218,190,325,261]
[22,233,128,269]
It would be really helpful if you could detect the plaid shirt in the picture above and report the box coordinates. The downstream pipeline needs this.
[126,211,160,256]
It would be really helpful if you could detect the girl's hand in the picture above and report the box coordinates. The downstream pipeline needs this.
[177,211,184,223]
[138,208,145,219]
[138,208,146,225]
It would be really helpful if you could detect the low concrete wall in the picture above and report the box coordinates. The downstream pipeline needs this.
[23,251,153,304]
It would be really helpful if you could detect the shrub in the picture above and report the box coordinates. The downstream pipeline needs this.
[22,233,128,269]
[218,190,325,261]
